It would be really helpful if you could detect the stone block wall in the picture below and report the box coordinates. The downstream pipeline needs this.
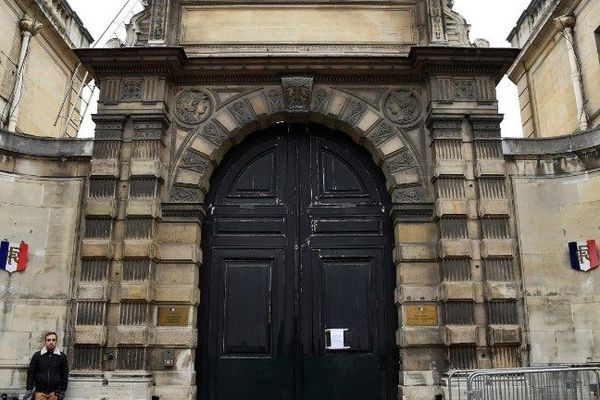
[70,46,520,400]
[505,129,600,365]
[0,130,91,395]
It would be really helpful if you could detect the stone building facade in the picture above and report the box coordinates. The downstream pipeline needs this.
[508,0,600,138]
[66,1,524,399]
[0,0,92,137]
[0,0,599,400]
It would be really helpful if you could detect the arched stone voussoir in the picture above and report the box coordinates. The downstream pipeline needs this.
[169,87,425,205]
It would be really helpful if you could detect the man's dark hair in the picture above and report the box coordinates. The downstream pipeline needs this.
[44,331,58,340]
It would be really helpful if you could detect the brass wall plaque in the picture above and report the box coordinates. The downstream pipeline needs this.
[404,304,438,326]
[157,306,189,326]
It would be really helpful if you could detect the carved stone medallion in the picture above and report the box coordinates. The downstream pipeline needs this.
[383,90,421,126]
[282,76,313,114]
[175,90,213,126]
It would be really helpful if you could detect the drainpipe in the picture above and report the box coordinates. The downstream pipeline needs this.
[6,17,42,132]
[554,15,589,132]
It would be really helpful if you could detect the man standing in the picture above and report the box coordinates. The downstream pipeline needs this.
[24,332,69,400]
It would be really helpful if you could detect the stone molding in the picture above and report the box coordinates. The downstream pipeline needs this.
[169,85,428,204]
[503,127,600,156]
[74,47,519,84]
[503,128,600,176]
[0,128,93,159]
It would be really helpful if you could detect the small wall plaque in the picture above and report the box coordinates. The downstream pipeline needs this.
[157,306,189,326]
[404,304,438,326]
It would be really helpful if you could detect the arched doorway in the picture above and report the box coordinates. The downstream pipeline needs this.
[198,123,399,400]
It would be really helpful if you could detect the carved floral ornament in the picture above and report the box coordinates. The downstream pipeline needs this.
[174,89,213,126]
[282,76,314,114]
[382,90,422,126]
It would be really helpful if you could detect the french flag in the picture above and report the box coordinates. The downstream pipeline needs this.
[0,240,28,273]
[569,240,599,272]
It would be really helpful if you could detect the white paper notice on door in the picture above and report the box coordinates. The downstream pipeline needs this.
[325,328,350,350]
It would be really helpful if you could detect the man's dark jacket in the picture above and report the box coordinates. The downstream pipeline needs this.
[26,350,69,393]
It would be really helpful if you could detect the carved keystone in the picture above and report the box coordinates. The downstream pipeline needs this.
[282,76,313,117]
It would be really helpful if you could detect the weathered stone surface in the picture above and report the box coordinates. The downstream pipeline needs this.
[480,239,514,258]
[437,239,473,258]
[126,198,162,218]
[123,239,159,258]
[86,199,117,217]
[152,327,198,347]
[396,285,438,303]
[434,160,466,176]
[159,244,201,263]
[439,282,482,301]
[77,282,110,301]
[443,325,479,345]
[91,159,119,176]
[488,325,521,345]
[154,286,200,304]
[396,244,437,262]
[475,159,506,176]
[115,326,151,345]
[396,328,441,347]
[435,199,468,217]
[130,159,165,178]
[484,282,518,300]
[121,281,153,301]
[75,326,107,345]
[477,198,509,216]
[81,239,113,258]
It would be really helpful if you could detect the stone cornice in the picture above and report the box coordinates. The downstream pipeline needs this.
[0,128,93,160]
[75,46,519,83]
[503,127,600,157]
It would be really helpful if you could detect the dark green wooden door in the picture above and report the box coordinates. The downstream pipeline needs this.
[199,123,398,400]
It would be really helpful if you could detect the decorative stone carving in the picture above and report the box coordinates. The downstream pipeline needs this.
[427,117,463,139]
[383,90,421,126]
[386,150,416,172]
[471,117,502,139]
[340,100,367,126]
[367,122,395,146]
[171,185,201,203]
[263,89,284,114]
[393,186,425,203]
[149,0,168,43]
[120,80,143,101]
[133,121,166,140]
[453,80,476,100]
[228,100,255,126]
[282,76,313,114]
[311,89,330,114]
[201,121,229,146]
[428,0,447,43]
[180,149,210,174]
[94,121,125,140]
[175,90,212,126]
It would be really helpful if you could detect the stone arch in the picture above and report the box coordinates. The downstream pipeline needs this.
[168,85,426,205]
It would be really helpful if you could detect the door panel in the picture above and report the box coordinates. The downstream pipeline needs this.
[223,260,272,354]
[211,248,292,400]
[200,123,398,400]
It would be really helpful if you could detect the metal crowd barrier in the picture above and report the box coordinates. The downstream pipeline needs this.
[447,366,600,400]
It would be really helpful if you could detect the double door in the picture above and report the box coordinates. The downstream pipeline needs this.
[199,123,398,400]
